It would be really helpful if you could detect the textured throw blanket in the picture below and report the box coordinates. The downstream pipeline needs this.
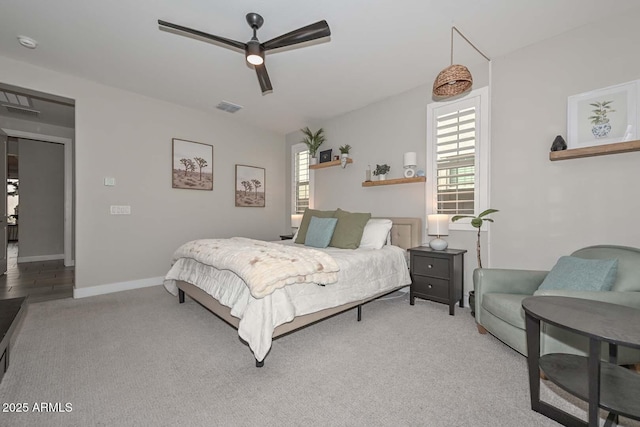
[171,237,340,298]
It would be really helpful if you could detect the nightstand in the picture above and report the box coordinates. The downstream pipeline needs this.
[408,246,467,316]
[279,234,294,240]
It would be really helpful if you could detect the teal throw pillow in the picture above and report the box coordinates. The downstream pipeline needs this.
[304,217,338,248]
[538,256,618,292]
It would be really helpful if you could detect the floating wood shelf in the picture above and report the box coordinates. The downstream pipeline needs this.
[549,140,640,161]
[309,158,353,169]
[362,176,426,187]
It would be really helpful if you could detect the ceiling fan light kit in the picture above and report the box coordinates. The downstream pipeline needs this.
[158,13,330,95]
[433,26,489,98]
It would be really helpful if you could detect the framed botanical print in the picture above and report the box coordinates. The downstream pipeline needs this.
[235,165,265,207]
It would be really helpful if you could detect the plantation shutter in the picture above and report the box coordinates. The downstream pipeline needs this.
[435,106,476,215]
[294,149,310,214]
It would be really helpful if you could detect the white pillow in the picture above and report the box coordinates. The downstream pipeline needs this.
[359,219,393,249]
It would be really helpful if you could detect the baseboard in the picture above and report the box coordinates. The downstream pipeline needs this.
[73,276,164,299]
[17,254,64,263]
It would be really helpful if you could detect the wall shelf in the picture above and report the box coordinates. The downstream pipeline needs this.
[549,140,640,161]
[362,176,426,187]
[309,158,352,169]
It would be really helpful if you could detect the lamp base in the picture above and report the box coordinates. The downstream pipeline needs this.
[429,238,448,251]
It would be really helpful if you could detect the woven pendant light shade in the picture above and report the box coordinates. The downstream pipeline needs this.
[432,27,489,98]
[433,64,473,97]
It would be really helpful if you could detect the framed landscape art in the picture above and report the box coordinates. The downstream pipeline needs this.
[567,80,638,149]
[235,165,265,207]
[172,138,213,190]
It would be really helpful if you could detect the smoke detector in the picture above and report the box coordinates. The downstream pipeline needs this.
[17,36,38,49]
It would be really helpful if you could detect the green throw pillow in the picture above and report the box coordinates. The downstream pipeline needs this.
[329,208,372,249]
[538,256,618,292]
[304,217,338,248]
[294,208,336,244]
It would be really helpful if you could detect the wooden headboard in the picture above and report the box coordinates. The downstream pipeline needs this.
[384,217,422,251]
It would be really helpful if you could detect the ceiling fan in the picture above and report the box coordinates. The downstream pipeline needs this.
[158,13,331,94]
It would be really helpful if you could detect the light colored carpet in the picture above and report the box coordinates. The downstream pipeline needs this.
[1,286,638,427]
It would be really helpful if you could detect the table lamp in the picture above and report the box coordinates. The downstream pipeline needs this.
[291,214,303,233]
[427,214,449,250]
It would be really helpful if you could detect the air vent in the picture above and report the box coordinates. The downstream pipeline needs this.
[3,104,40,116]
[216,101,243,114]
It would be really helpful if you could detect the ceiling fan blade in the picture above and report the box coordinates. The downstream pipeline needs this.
[158,20,246,51]
[255,64,273,94]
[263,20,331,51]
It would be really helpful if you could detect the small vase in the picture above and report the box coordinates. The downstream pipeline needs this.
[378,174,386,181]
[309,157,318,165]
[592,123,611,139]
[340,153,349,168]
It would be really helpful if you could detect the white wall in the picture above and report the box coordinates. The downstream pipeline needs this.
[18,139,65,260]
[0,55,286,292]
[286,67,491,298]
[490,11,640,270]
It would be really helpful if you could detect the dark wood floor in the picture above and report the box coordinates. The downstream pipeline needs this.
[0,243,74,302]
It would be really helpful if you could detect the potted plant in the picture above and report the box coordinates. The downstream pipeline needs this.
[373,164,390,180]
[589,100,615,138]
[339,144,351,168]
[451,208,498,317]
[300,127,326,165]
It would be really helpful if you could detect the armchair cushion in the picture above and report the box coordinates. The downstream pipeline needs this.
[482,293,527,330]
[537,256,618,292]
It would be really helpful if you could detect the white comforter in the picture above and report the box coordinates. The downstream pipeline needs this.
[164,241,410,362]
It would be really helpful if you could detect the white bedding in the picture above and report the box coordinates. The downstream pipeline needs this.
[164,240,410,362]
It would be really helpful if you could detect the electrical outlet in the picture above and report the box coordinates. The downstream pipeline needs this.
[104,177,116,186]
[110,205,131,215]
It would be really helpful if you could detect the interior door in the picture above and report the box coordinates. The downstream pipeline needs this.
[0,130,7,274]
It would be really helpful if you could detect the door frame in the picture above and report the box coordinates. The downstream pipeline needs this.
[0,129,74,267]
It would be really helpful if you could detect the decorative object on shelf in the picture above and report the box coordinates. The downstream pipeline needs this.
[433,26,490,98]
[416,169,425,177]
[365,164,372,182]
[319,149,332,163]
[333,155,339,161]
[403,151,417,178]
[172,138,213,190]
[300,126,326,165]
[291,214,303,234]
[373,164,390,181]
[339,144,351,168]
[451,208,498,268]
[235,164,265,207]
[567,80,638,150]
[427,214,449,250]
[550,135,567,151]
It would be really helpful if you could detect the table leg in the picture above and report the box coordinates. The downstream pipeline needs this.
[525,313,541,411]
[588,337,601,427]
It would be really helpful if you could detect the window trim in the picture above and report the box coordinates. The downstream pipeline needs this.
[426,86,490,231]
[291,142,314,214]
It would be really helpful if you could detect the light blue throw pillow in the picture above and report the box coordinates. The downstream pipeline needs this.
[304,217,338,248]
[538,256,618,291]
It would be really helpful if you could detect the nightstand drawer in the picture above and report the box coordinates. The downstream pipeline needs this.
[411,276,449,300]
[411,255,449,278]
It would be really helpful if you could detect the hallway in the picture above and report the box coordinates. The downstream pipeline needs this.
[0,243,74,302]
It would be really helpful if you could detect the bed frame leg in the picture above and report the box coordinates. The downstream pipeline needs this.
[357,305,362,321]
[255,358,264,368]
[178,289,185,304]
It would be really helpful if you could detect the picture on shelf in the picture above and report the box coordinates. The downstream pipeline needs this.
[319,149,332,163]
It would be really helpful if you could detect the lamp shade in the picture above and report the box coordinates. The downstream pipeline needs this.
[433,64,473,97]
[403,152,417,168]
[291,214,303,228]
[427,214,449,236]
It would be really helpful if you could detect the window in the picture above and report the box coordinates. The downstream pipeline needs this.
[292,143,312,214]
[426,87,489,229]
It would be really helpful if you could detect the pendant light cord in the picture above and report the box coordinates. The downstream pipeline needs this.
[451,26,490,64]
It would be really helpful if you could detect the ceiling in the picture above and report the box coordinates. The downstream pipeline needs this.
[1,0,639,134]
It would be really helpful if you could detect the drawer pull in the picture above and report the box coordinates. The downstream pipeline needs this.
[428,284,432,289]
[428,264,433,269]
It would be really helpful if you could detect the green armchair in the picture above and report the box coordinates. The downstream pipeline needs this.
[474,245,640,364]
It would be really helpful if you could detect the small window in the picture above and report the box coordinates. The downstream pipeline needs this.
[426,87,489,229]
[292,143,312,214]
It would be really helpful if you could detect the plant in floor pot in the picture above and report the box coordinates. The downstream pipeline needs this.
[300,127,326,165]
[373,164,390,180]
[451,208,499,316]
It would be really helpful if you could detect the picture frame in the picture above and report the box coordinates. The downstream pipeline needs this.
[567,80,639,149]
[319,149,332,163]
[235,165,265,207]
[172,138,213,190]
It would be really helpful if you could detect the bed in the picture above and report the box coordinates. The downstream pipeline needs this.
[164,216,421,366]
